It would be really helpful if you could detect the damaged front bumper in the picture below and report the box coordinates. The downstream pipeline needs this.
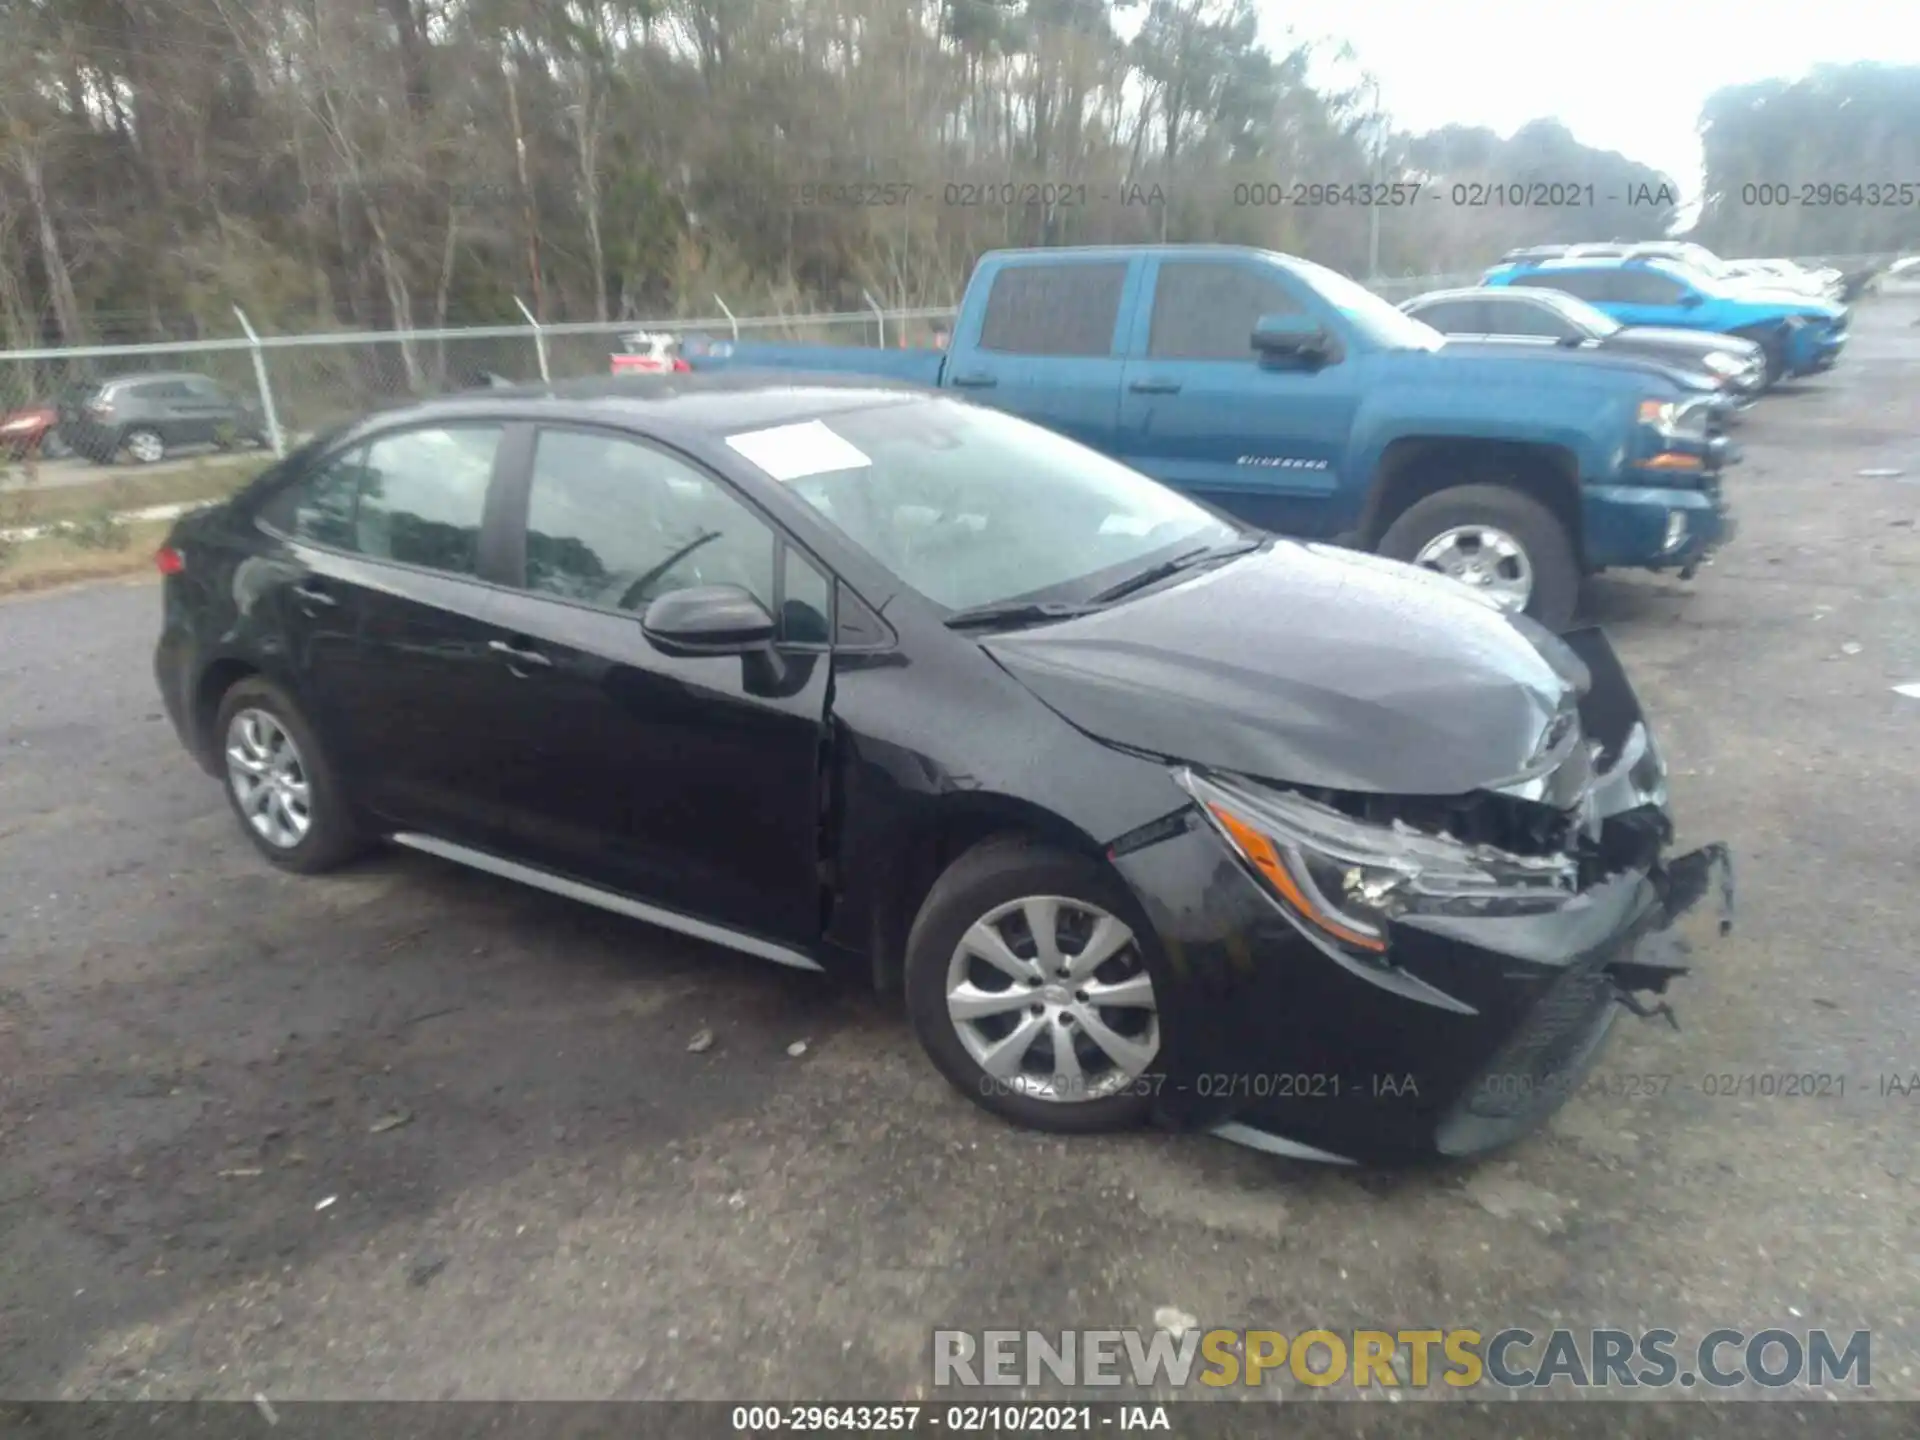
[1109,627,1733,1166]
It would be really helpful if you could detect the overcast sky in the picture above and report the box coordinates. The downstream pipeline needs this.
[1264,0,1920,211]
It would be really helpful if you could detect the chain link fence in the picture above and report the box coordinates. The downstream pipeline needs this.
[0,306,964,469]
[1,255,1902,474]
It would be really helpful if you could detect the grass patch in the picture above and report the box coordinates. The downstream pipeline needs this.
[11,453,267,526]
[0,518,174,597]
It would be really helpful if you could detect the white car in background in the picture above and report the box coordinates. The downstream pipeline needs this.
[1722,258,1845,302]
[1874,257,1920,296]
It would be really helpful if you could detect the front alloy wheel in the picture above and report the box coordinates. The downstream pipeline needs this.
[906,837,1166,1133]
[945,895,1160,1103]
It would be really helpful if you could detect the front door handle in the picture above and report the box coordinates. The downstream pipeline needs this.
[949,371,998,388]
[1128,377,1182,394]
[291,581,337,609]
[489,639,552,670]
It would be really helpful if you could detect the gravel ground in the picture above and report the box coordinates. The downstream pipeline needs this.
[2,303,1919,1425]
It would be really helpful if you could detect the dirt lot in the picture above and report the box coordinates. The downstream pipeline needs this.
[2,304,1919,1424]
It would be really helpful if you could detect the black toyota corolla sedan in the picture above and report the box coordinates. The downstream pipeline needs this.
[153,375,1731,1165]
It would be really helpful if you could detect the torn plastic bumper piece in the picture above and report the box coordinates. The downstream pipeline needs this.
[1605,841,1735,1003]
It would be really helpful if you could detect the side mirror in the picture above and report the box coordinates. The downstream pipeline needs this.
[1678,292,1704,308]
[1251,312,1331,362]
[641,584,776,656]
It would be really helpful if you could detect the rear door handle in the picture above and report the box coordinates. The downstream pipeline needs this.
[949,371,998,388]
[1128,377,1182,394]
[489,639,552,670]
[291,581,337,609]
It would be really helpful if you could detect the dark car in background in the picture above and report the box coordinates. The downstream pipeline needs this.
[1401,286,1767,407]
[61,371,265,465]
[152,375,1729,1166]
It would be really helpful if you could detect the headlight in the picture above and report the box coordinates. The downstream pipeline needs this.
[1175,769,1579,962]
[1702,352,1741,377]
[1637,397,1709,441]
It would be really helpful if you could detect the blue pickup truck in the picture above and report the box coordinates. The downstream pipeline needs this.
[686,245,1737,628]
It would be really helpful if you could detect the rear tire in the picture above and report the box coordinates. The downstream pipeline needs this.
[213,677,366,874]
[1378,483,1579,631]
[123,427,167,464]
[904,836,1163,1135]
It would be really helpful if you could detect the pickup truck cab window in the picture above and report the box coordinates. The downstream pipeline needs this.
[1283,257,1443,351]
[979,262,1128,356]
[1148,261,1303,359]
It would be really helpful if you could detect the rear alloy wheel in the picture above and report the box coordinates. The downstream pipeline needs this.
[906,838,1163,1133]
[214,677,364,873]
[124,428,166,464]
[1378,483,1578,631]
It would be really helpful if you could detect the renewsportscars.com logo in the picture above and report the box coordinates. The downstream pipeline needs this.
[933,1327,1872,1392]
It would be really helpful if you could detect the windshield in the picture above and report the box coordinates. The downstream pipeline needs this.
[1282,256,1445,351]
[726,398,1242,613]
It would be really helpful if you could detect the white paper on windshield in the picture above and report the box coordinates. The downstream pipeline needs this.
[725,420,872,481]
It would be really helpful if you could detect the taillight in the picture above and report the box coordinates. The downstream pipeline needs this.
[155,546,184,575]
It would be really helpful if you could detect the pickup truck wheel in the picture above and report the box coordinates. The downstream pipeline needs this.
[1379,484,1578,631]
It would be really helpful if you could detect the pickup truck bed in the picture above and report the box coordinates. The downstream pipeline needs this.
[694,343,945,387]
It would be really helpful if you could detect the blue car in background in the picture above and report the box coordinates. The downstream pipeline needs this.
[1480,256,1848,387]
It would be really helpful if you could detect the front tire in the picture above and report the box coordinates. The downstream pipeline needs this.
[213,677,365,873]
[905,837,1163,1134]
[1734,328,1787,388]
[1378,483,1579,631]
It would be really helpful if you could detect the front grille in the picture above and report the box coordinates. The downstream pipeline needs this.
[1461,957,1617,1119]
[1320,788,1580,862]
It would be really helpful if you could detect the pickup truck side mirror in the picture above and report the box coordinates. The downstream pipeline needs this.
[1251,313,1332,363]
[1677,292,1704,309]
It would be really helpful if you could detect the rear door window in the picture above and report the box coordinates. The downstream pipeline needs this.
[978,263,1128,356]
[259,424,503,576]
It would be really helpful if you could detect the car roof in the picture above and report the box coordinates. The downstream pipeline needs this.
[101,371,213,384]
[367,372,931,441]
[1409,287,1549,303]
[1495,255,1692,278]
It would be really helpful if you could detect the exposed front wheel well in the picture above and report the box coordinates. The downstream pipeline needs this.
[866,805,1110,996]
[1362,439,1584,565]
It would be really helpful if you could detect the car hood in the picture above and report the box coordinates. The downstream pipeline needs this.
[1726,286,1843,317]
[983,543,1584,796]
[1438,338,1697,382]
[1614,326,1763,359]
